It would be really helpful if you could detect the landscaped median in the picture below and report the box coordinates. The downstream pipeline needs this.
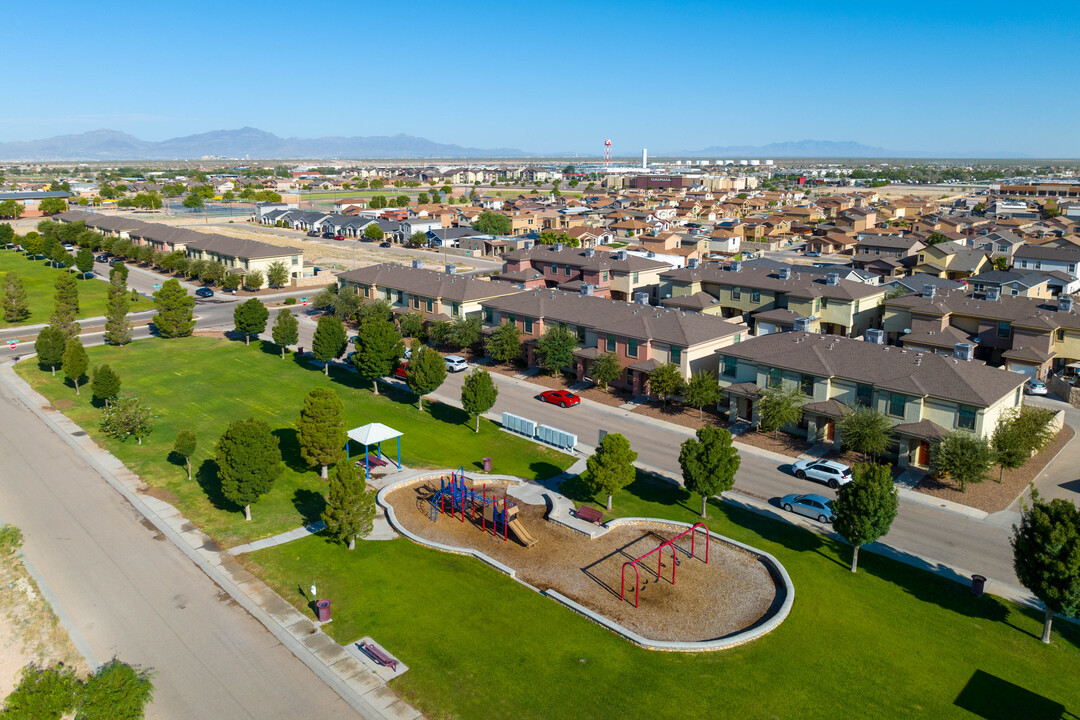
[243,471,1080,719]
[14,335,574,548]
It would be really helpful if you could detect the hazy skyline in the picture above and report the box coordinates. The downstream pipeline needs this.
[6,0,1079,157]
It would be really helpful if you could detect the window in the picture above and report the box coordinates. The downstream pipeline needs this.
[734,333,741,343]
[507,313,515,325]
[549,264,558,274]
[722,356,737,378]
[633,272,639,283]
[856,384,873,407]
[821,297,829,309]
[998,244,1008,253]
[524,318,533,333]
[576,325,586,342]
[484,307,493,322]
[1020,260,1028,269]
[396,290,404,304]
[292,255,299,266]
[452,302,460,317]
[958,405,976,430]
[606,334,616,352]
[751,289,761,303]
[888,392,906,418]
[800,374,814,396]
[426,299,434,313]
[361,284,370,298]
[768,368,782,388]
[732,286,741,300]
[1015,387,1022,405]
[997,320,1011,338]
[564,266,571,276]
[1057,329,1065,342]
[1010,286,1019,296]
[627,339,638,358]
[1070,264,1076,274]
[601,271,609,283]
[853,300,860,313]
[814,298,821,312]
[384,289,392,301]
[670,346,682,364]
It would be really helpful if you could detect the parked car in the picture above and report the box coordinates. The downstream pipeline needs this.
[781,493,835,523]
[334,234,345,240]
[393,362,408,379]
[791,459,852,488]
[95,253,110,262]
[444,355,468,373]
[195,287,214,298]
[1025,379,1048,395]
[62,243,75,251]
[804,251,822,258]
[321,232,334,239]
[539,390,581,408]
[379,241,392,248]
[306,230,320,237]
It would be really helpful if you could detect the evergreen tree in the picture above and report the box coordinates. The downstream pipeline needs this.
[152,279,195,338]
[297,388,346,479]
[679,425,740,517]
[270,308,299,358]
[109,261,129,285]
[352,316,404,394]
[232,298,269,345]
[104,276,132,346]
[215,418,283,521]
[585,432,638,511]
[461,368,499,432]
[51,272,80,339]
[590,352,622,391]
[91,364,121,406]
[311,315,347,375]
[34,323,67,375]
[173,430,197,480]
[2,271,29,323]
[75,247,95,277]
[485,320,521,364]
[832,463,899,573]
[406,344,447,411]
[100,396,154,445]
[321,460,377,550]
[61,338,88,394]
[1012,489,1080,643]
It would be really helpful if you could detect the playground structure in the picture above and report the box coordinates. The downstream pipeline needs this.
[620,523,710,609]
[429,472,538,547]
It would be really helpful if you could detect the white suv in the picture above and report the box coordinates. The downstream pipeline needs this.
[444,355,468,373]
[791,459,852,489]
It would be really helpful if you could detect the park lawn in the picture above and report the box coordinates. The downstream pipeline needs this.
[0,249,150,328]
[15,336,573,547]
[247,477,1080,720]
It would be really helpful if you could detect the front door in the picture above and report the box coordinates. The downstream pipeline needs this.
[916,441,930,466]
[825,421,835,442]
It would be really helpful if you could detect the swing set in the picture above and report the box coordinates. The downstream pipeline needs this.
[620,522,711,608]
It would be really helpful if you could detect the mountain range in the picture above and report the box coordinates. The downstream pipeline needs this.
[0,127,534,161]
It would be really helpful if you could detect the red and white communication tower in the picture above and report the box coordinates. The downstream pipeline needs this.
[604,138,612,167]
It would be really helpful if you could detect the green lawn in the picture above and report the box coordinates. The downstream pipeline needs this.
[15,337,573,547]
[248,474,1080,720]
[0,249,150,329]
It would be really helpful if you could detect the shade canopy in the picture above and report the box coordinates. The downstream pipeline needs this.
[347,422,403,446]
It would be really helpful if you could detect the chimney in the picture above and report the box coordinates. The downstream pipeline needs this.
[445,264,456,274]
[953,342,974,361]
[922,284,936,299]
[634,291,650,305]
[412,258,423,270]
[1059,296,1074,312]
[826,272,839,286]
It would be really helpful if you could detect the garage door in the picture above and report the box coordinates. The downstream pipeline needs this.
[1007,363,1038,379]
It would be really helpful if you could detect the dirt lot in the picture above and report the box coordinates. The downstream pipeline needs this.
[385,479,781,642]
[915,426,1075,513]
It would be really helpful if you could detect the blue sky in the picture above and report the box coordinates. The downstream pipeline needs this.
[6,0,1079,157]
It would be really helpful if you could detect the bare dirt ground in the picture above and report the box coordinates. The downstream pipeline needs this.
[385,479,781,642]
[734,430,813,458]
[0,548,86,698]
[915,426,1075,513]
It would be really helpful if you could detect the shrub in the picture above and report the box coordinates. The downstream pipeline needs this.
[284,297,297,305]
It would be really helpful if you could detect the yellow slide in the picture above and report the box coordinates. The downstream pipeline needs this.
[507,518,538,548]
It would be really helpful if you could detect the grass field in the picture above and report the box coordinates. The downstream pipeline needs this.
[247,473,1080,719]
[15,337,573,547]
[0,249,150,329]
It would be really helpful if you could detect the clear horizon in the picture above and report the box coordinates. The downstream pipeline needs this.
[4,0,1078,157]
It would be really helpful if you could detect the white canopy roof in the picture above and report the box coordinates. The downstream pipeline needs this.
[347,422,403,447]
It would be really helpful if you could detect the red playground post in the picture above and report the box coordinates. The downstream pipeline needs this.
[620,523,710,609]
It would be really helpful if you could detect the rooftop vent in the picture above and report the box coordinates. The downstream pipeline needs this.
[953,342,974,361]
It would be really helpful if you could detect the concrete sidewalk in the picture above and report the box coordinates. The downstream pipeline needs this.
[0,361,423,720]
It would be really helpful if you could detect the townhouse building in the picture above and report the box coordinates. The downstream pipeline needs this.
[499,244,670,301]
[658,261,886,337]
[913,242,992,279]
[717,332,1026,469]
[480,288,746,395]
[1012,244,1080,279]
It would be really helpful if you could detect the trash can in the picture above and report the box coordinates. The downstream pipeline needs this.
[483,457,492,473]
[297,346,305,356]
[316,599,331,622]
[970,574,986,597]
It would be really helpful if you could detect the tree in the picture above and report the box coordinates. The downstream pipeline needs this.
[331,285,361,321]
[0,200,25,218]
[51,272,80,338]
[321,460,377,550]
[757,385,805,438]
[363,224,385,241]
[110,261,129,286]
[993,405,1057,480]
[104,276,133,346]
[447,316,481,350]
[368,195,387,209]
[270,308,299,358]
[925,232,948,246]
[461,368,499,432]
[1012,489,1080,643]
[173,430,197,480]
[585,432,637,511]
[471,211,512,235]
[266,260,289,288]
[535,323,577,375]
[485,320,521,364]
[1,663,79,718]
[242,269,264,291]
[417,192,430,205]
[352,316,404,393]
[2,271,29,323]
[647,362,684,405]
[930,431,995,491]
[152,279,194,338]
[232,298,268,346]
[683,370,720,419]
[406,344,447,412]
[77,658,155,720]
[296,388,346,479]
[679,425,741,517]
[398,311,424,340]
[34,323,67,375]
[182,193,204,210]
[75,248,94,277]
[62,338,89,395]
[311,315,347,375]
[91,364,121,406]
[0,223,14,245]
[100,396,154,445]
[221,273,241,291]
[588,352,622,391]
[215,418,283,521]
[837,405,893,460]
[832,462,899,573]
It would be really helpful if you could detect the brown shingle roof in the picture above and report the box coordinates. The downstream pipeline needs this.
[661,263,884,302]
[338,264,524,303]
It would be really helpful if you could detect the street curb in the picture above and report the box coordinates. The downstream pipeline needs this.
[0,361,422,720]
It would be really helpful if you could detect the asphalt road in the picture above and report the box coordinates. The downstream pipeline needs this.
[0,379,359,720]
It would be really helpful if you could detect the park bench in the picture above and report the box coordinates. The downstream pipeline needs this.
[360,642,398,671]
[575,506,604,525]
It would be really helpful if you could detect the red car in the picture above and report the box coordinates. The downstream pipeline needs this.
[393,362,408,379]
[540,390,580,408]
[334,234,345,241]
